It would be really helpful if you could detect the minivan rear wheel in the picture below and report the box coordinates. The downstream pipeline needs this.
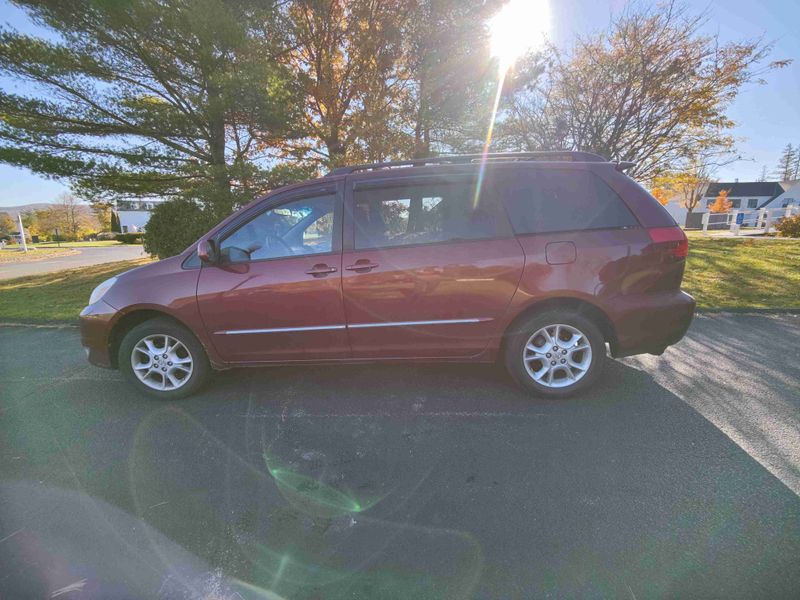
[119,318,211,399]
[505,310,605,398]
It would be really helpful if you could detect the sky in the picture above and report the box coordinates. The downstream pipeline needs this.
[0,0,798,207]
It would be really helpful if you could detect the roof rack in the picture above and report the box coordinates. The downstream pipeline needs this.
[327,151,608,176]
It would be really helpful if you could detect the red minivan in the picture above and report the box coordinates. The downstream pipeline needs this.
[80,152,695,399]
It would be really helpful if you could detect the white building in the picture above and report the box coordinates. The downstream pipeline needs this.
[114,199,164,233]
[661,196,691,225]
[761,181,799,209]
[661,181,788,227]
[702,182,786,211]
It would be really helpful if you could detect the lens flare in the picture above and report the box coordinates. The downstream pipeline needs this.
[475,0,550,209]
[264,454,382,517]
[489,0,550,70]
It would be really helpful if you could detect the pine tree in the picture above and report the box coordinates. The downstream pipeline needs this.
[775,144,797,181]
[0,1,307,219]
[794,145,800,180]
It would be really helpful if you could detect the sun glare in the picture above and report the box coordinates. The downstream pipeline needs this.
[475,0,551,209]
[489,0,550,70]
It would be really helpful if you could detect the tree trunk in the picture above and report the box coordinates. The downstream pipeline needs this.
[206,81,231,216]
[326,123,346,168]
[413,78,431,159]
[209,122,228,192]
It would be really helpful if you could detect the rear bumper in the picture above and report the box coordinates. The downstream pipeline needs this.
[79,300,117,368]
[607,290,695,358]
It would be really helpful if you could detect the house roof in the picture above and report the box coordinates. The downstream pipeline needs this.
[759,180,800,208]
[704,181,784,199]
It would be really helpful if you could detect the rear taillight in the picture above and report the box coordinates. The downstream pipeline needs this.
[648,226,688,259]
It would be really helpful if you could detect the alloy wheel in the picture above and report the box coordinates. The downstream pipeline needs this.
[522,323,592,388]
[131,334,193,391]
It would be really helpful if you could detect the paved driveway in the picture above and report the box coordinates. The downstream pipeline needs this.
[0,245,146,280]
[1,314,798,598]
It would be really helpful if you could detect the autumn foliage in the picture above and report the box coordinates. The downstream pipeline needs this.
[0,0,791,258]
[775,214,800,238]
[652,171,707,213]
[708,190,733,213]
[650,187,670,205]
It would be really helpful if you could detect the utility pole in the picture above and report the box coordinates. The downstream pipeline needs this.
[17,212,28,252]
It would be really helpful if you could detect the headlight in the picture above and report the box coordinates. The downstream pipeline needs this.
[89,276,118,305]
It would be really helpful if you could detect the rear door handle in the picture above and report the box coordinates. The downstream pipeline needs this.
[345,260,379,273]
[305,264,338,277]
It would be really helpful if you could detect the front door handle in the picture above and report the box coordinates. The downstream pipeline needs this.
[345,260,379,273]
[305,264,338,277]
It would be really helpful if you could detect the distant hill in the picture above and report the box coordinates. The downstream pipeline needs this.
[0,203,92,219]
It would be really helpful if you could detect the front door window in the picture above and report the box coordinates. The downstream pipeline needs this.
[220,195,335,263]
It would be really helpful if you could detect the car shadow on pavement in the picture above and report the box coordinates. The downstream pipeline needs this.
[624,313,800,495]
[2,345,800,599]
[156,357,800,598]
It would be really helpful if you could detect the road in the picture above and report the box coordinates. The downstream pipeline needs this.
[0,245,146,280]
[1,314,798,599]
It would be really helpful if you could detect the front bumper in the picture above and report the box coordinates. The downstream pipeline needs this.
[607,290,696,358]
[79,300,118,368]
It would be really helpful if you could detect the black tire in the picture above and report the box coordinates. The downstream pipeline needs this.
[504,310,606,399]
[118,317,211,399]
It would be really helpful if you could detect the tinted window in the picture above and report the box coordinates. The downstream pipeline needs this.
[182,251,201,269]
[354,180,511,249]
[220,195,335,263]
[498,170,637,234]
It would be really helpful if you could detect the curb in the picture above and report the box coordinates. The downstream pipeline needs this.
[696,309,800,315]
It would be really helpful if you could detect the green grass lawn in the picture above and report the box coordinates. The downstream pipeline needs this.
[0,238,797,324]
[684,238,800,310]
[0,247,78,263]
[0,259,151,323]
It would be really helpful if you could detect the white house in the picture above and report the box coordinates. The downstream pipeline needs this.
[114,199,164,233]
[702,182,786,211]
[661,195,691,224]
[760,181,799,209]
[661,181,787,227]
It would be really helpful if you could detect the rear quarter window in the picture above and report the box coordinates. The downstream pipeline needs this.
[497,169,638,234]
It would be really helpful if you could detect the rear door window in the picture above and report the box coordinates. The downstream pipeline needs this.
[353,179,512,249]
[498,170,638,234]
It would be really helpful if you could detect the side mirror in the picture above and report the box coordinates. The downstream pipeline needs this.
[197,239,218,264]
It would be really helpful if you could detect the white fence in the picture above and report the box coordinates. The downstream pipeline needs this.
[701,205,799,236]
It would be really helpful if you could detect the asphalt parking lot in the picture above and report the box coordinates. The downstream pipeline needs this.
[1,314,799,599]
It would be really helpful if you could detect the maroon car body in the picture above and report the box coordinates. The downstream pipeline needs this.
[80,154,694,395]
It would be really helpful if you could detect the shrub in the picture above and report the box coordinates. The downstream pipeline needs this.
[775,214,800,238]
[143,199,218,259]
[117,232,144,244]
[96,231,118,240]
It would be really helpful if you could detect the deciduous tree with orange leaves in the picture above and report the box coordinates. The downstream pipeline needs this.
[709,189,733,213]
[651,187,671,205]
[653,171,707,214]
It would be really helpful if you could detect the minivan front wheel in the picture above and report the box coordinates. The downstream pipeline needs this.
[119,318,211,399]
[505,311,605,398]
